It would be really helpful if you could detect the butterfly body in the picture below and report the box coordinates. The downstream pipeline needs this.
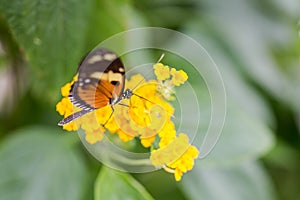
[58,48,129,126]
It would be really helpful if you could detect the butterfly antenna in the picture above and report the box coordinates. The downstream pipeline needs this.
[156,53,165,63]
[131,93,176,120]
[130,71,151,92]
[130,53,175,117]
[131,53,166,102]
[131,53,165,92]
[132,93,156,105]
[101,106,115,128]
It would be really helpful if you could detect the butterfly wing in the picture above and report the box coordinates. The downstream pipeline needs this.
[58,48,126,126]
[69,48,126,110]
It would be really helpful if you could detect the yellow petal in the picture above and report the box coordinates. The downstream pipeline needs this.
[170,68,188,86]
[154,63,170,81]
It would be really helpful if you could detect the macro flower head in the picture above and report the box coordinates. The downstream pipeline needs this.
[56,60,199,181]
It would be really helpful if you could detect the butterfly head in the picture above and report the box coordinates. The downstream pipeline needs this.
[122,89,133,99]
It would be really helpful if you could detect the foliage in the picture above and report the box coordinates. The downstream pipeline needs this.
[0,0,299,199]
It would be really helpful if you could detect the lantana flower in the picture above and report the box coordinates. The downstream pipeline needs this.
[56,61,199,181]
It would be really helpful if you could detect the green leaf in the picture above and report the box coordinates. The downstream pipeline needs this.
[83,0,148,51]
[175,83,274,168]
[84,0,130,47]
[166,26,275,167]
[95,166,154,200]
[198,108,275,167]
[0,0,92,101]
[0,126,89,200]
[200,0,300,112]
[181,161,278,200]
[175,80,274,168]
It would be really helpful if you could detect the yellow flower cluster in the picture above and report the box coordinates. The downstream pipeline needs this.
[56,62,198,181]
[154,63,188,100]
[150,134,199,181]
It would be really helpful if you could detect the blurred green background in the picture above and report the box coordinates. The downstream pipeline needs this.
[0,0,300,200]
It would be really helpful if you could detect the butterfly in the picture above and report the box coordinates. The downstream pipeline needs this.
[58,48,133,126]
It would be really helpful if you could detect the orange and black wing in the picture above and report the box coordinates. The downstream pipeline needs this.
[69,78,116,110]
[58,48,126,126]
[70,48,126,110]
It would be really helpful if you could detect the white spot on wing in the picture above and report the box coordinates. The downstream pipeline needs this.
[90,72,106,79]
[88,55,103,64]
[119,67,125,72]
[104,53,117,61]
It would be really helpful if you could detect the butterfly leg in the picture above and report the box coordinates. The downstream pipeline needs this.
[101,104,130,127]
[102,106,115,127]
